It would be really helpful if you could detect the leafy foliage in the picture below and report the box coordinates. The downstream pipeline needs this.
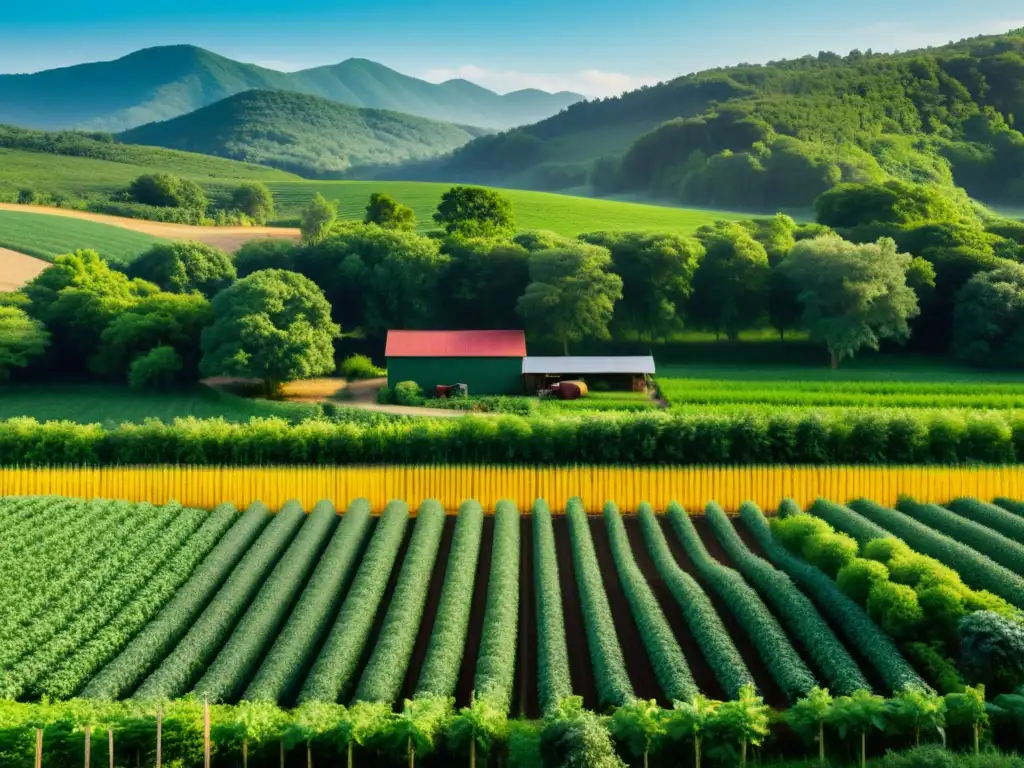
[127,173,207,212]
[299,193,337,245]
[364,192,416,230]
[689,222,769,340]
[958,611,1024,695]
[0,306,49,382]
[230,182,275,223]
[433,186,515,237]
[126,241,235,297]
[952,262,1024,366]
[533,499,573,717]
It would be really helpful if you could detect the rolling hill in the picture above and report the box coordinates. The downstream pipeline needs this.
[0,46,583,132]
[118,90,490,177]
[425,28,1024,212]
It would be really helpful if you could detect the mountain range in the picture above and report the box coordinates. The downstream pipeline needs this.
[0,45,584,132]
[118,89,490,177]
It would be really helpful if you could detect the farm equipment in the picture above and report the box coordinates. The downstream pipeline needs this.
[550,380,589,400]
[435,383,469,398]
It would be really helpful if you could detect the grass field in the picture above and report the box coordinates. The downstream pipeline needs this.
[0,209,166,262]
[267,179,747,234]
[0,384,320,424]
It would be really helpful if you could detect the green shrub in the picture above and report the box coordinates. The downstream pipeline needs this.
[837,558,891,604]
[376,386,393,405]
[394,381,424,407]
[231,182,275,223]
[340,354,385,381]
[867,581,924,638]
[802,530,859,577]
[17,188,39,205]
[128,346,183,390]
[959,611,1024,696]
[902,642,965,694]
[128,173,207,212]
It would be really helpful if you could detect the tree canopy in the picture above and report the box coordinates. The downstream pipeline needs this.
[433,186,515,237]
[689,222,770,340]
[0,306,49,382]
[126,241,236,297]
[364,192,416,231]
[953,262,1024,366]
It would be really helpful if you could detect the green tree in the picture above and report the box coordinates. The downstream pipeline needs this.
[711,683,771,768]
[945,685,987,754]
[128,345,182,390]
[380,696,453,768]
[442,236,531,329]
[690,222,770,340]
[608,699,665,768]
[364,193,416,231]
[234,239,297,278]
[126,241,236,297]
[0,306,49,381]
[231,182,276,224]
[665,694,721,768]
[952,262,1024,366]
[92,291,212,382]
[300,193,337,245]
[433,186,515,237]
[211,700,289,768]
[200,269,339,396]
[446,697,510,768]
[815,180,968,230]
[579,231,703,339]
[785,687,834,764]
[516,242,623,354]
[887,688,945,748]
[827,690,888,768]
[128,173,207,212]
[958,611,1024,696]
[540,697,625,768]
[780,235,920,367]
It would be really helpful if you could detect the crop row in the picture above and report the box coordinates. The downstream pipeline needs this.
[0,504,210,700]
[532,500,571,717]
[566,497,634,708]
[738,501,925,694]
[844,499,1024,608]
[355,501,446,704]
[703,502,869,696]
[244,499,374,703]
[193,501,339,702]
[130,503,306,701]
[414,500,484,699]
[5,408,1024,464]
[946,497,1024,544]
[603,501,697,702]
[636,503,753,698]
[666,502,817,701]
[297,501,410,704]
[472,500,520,713]
[35,503,241,700]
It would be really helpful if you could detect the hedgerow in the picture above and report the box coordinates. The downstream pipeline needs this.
[666,502,817,701]
[193,501,339,702]
[81,502,269,700]
[355,501,446,704]
[473,499,520,713]
[947,498,1024,545]
[704,502,869,695]
[995,498,1024,516]
[0,503,214,700]
[130,502,307,701]
[637,502,753,699]
[847,499,1024,609]
[566,497,634,708]
[244,499,374,703]
[35,503,239,700]
[415,500,485,699]
[297,500,410,704]
[533,499,572,717]
[740,500,925,694]
[2,407,1024,465]
[604,501,697,702]
[896,498,1024,576]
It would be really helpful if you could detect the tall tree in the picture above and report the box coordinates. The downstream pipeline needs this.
[442,236,530,329]
[780,235,920,367]
[0,306,49,382]
[433,186,515,237]
[300,193,338,245]
[516,242,622,354]
[690,222,770,340]
[579,231,703,339]
[200,269,339,395]
[364,193,416,231]
[127,241,236,297]
[952,262,1024,366]
[231,183,276,224]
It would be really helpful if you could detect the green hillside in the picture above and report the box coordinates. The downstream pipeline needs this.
[266,180,745,234]
[0,210,166,263]
[119,90,489,177]
[0,45,582,132]
[432,28,1024,212]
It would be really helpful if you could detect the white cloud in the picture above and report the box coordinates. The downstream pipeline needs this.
[419,64,662,97]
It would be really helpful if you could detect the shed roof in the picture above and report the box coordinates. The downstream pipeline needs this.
[521,356,656,375]
[385,330,527,358]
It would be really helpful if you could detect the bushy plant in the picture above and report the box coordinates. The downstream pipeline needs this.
[394,381,424,406]
[128,345,182,390]
[837,558,891,603]
[959,611,1024,696]
[340,354,385,381]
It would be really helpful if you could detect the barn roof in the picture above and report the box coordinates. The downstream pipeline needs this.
[521,356,656,375]
[385,330,527,358]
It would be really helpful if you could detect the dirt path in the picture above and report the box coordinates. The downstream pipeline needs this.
[0,247,48,291]
[0,204,300,253]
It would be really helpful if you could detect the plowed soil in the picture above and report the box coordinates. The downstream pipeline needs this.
[454,515,494,707]
[551,515,599,710]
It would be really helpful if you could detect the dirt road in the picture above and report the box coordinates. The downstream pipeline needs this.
[0,247,48,291]
[0,204,301,253]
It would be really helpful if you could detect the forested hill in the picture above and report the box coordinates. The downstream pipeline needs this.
[425,28,1024,212]
[118,90,489,178]
[0,45,583,132]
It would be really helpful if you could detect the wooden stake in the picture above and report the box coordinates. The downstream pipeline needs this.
[35,728,42,768]
[84,726,91,768]
[243,738,248,768]
[156,709,162,768]
[108,728,114,768]
[203,701,211,768]
[307,740,312,768]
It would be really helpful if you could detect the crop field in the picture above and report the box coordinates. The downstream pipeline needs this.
[266,180,746,235]
[0,384,320,424]
[0,210,165,263]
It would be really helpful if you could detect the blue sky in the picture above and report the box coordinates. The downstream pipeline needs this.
[2,0,1022,96]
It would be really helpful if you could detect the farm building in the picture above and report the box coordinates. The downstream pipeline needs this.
[385,330,527,395]
[521,355,656,393]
